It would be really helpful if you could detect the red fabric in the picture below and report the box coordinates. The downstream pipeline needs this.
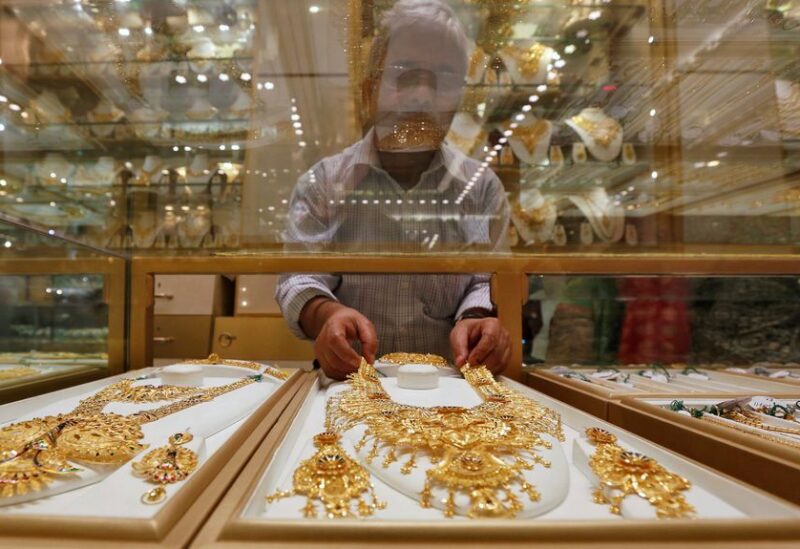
[617,278,691,364]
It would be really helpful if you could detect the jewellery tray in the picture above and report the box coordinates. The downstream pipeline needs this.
[608,395,800,507]
[189,374,800,549]
[0,362,105,405]
[725,368,800,387]
[526,367,798,419]
[0,366,310,549]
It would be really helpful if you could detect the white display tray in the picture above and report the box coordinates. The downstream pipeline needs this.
[546,366,797,396]
[245,376,798,522]
[0,362,304,546]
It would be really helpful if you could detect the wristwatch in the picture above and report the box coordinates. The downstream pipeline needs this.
[457,307,496,321]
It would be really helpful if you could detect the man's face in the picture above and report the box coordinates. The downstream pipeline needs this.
[373,26,466,152]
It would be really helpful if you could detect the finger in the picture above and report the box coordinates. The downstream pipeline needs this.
[327,335,362,372]
[355,317,378,364]
[449,323,470,366]
[467,327,498,366]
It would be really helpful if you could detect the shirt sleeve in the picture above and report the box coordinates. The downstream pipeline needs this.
[275,164,342,339]
[276,274,341,340]
[455,170,510,319]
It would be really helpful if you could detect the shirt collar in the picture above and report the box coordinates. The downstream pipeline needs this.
[352,127,467,192]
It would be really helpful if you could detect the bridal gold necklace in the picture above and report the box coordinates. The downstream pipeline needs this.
[502,43,548,79]
[269,360,564,519]
[0,369,275,498]
[570,114,621,148]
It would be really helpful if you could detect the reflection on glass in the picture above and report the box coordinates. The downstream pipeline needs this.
[0,0,797,252]
[524,275,800,367]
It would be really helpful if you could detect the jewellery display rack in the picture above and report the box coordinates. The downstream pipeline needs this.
[0,359,306,548]
[0,0,261,250]
[0,215,125,403]
[609,394,800,506]
[189,372,800,549]
[525,364,800,419]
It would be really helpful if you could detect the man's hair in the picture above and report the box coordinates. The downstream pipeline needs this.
[363,0,469,92]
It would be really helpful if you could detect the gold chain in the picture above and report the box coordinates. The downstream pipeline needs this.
[701,413,800,450]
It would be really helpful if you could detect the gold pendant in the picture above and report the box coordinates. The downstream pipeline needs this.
[266,432,385,519]
[585,427,695,519]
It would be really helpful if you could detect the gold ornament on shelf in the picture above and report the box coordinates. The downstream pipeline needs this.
[0,367,39,381]
[585,427,695,519]
[322,360,563,519]
[266,431,385,518]
[501,43,548,79]
[133,432,198,505]
[569,114,621,149]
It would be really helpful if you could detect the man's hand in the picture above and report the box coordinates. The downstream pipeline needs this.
[300,297,378,380]
[450,318,510,374]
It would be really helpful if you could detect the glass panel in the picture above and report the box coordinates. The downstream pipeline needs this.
[524,274,800,367]
[0,216,120,401]
[0,0,797,255]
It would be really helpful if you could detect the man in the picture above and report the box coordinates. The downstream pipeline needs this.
[276,0,510,380]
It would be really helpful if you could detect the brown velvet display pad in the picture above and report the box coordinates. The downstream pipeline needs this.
[0,368,310,549]
[190,375,800,549]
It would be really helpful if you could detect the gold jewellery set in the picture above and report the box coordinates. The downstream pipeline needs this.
[268,360,697,520]
[585,427,695,519]
[0,355,287,502]
[269,360,564,519]
[569,114,622,149]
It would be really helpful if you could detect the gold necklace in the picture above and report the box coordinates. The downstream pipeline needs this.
[323,361,562,519]
[502,43,548,79]
[270,360,563,519]
[570,114,621,148]
[509,119,550,154]
[700,413,800,450]
[446,128,487,156]
[0,371,264,498]
[585,428,694,519]
[722,410,800,437]
[183,353,289,380]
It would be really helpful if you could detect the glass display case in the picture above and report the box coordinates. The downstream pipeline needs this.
[0,214,124,402]
[0,0,796,255]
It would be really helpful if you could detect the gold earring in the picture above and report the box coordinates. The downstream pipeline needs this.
[266,432,385,518]
[585,427,694,519]
[133,431,198,505]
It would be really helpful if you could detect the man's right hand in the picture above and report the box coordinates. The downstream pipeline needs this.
[299,297,378,380]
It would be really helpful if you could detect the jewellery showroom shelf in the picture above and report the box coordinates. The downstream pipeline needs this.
[607,394,800,507]
[0,365,309,549]
[524,366,800,420]
[189,374,800,549]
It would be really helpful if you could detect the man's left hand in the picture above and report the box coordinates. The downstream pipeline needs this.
[449,318,510,374]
